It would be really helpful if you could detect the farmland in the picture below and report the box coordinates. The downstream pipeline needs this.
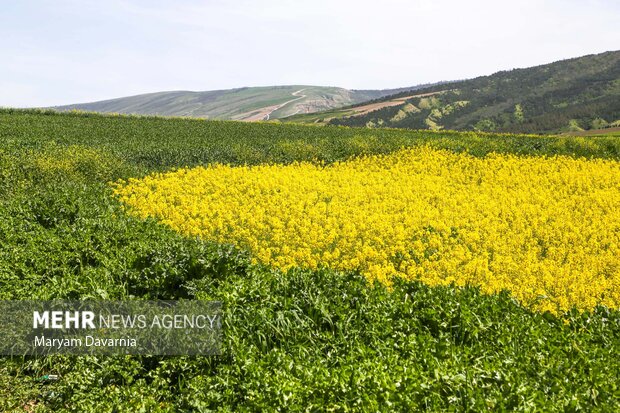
[114,148,620,315]
[1,109,620,411]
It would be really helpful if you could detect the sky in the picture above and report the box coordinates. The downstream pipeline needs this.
[1,0,619,107]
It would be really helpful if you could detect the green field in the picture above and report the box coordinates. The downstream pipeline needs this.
[1,109,620,411]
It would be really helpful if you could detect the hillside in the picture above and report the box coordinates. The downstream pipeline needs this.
[325,50,620,133]
[53,85,422,121]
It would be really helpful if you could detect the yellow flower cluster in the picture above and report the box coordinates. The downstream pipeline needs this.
[32,145,120,180]
[113,147,620,314]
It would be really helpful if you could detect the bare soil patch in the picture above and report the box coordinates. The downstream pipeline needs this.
[348,91,445,117]
[565,126,620,136]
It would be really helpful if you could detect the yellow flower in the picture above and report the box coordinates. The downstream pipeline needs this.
[113,147,620,314]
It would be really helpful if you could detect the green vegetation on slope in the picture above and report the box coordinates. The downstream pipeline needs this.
[1,110,620,411]
[330,50,620,134]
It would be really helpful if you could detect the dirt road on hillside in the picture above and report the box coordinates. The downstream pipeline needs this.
[237,88,307,121]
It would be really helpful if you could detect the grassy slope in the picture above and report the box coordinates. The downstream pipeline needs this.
[566,126,620,137]
[326,50,620,133]
[280,106,363,124]
[52,85,420,121]
[1,110,620,411]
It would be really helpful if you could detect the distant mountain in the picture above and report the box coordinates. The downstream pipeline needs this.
[326,51,620,134]
[54,85,427,121]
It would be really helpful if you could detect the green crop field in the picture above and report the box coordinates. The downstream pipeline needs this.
[1,109,620,411]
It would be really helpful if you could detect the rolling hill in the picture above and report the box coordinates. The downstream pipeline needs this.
[53,51,620,133]
[53,85,425,121]
[318,50,620,134]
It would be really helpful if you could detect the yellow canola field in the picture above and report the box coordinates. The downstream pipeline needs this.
[114,147,620,314]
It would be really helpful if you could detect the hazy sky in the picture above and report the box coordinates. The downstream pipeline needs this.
[2,0,619,107]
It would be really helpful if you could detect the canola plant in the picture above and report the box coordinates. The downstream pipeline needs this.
[114,147,620,314]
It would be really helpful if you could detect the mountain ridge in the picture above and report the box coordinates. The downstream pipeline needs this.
[53,50,620,133]
[324,50,620,133]
[54,84,431,121]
